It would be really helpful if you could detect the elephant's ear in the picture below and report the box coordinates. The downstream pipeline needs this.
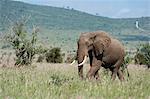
[101,35,111,49]
[93,34,111,56]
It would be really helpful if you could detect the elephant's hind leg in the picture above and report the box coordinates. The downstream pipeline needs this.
[117,69,124,81]
[111,59,123,81]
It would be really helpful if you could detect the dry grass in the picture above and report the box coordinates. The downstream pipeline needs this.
[0,63,150,99]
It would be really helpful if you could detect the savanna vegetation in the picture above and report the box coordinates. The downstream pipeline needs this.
[0,20,149,98]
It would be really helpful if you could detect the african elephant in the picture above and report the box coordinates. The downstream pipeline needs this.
[76,31,125,81]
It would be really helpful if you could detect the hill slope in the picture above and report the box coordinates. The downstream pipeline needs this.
[0,0,150,51]
[1,0,150,32]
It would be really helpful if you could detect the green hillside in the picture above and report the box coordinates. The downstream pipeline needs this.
[0,0,150,52]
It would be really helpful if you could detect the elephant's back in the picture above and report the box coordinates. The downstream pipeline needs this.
[111,38,125,56]
[103,38,125,64]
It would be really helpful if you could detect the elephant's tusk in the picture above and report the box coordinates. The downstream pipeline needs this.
[78,56,87,66]
[70,60,76,65]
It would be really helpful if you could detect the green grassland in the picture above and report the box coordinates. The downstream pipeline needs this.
[0,64,150,99]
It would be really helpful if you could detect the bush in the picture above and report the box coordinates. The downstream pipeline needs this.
[5,20,38,66]
[134,43,150,68]
[45,47,63,63]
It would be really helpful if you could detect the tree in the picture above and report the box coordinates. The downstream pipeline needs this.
[5,20,38,66]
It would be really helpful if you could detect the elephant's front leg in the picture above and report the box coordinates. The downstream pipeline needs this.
[86,58,102,80]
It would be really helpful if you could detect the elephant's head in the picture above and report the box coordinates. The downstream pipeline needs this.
[77,31,111,66]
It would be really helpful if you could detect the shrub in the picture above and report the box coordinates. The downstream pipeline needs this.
[5,20,38,66]
[45,47,63,63]
[134,53,146,65]
[134,43,150,68]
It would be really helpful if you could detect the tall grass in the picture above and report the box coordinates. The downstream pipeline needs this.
[0,64,150,99]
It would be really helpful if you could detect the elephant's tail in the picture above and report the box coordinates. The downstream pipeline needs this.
[121,64,130,79]
[126,66,130,77]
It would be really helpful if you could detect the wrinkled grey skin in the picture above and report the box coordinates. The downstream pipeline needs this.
[77,31,125,81]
